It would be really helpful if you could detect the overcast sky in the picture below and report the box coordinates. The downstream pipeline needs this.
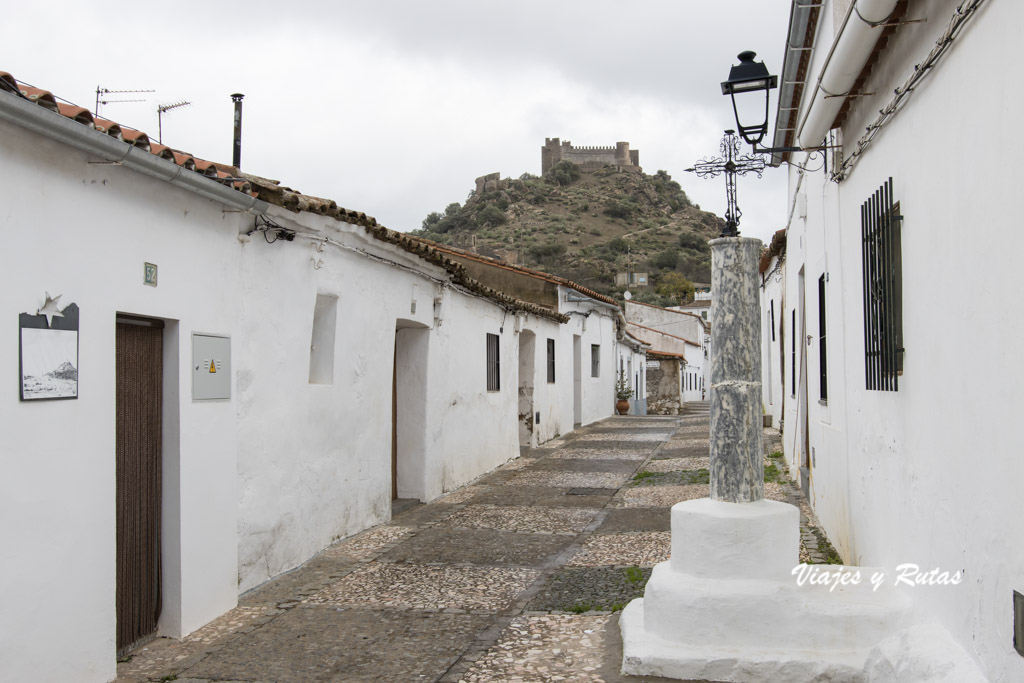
[3,1,792,243]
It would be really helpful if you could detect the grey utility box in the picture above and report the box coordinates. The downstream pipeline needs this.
[192,333,231,401]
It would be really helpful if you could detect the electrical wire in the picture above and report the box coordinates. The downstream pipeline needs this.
[833,0,987,181]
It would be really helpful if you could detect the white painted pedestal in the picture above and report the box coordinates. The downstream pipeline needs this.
[620,498,912,682]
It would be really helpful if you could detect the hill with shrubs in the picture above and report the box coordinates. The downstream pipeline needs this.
[412,161,725,305]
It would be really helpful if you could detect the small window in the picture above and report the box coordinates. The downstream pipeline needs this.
[770,300,776,342]
[309,293,338,384]
[547,338,556,383]
[487,333,500,391]
[591,344,600,378]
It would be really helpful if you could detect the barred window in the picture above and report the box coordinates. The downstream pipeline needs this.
[547,338,556,383]
[486,333,500,391]
[861,178,903,391]
[591,344,600,378]
[818,274,827,401]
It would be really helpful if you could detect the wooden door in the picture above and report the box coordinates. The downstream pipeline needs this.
[115,319,163,654]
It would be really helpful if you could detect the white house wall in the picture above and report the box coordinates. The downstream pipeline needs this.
[0,119,245,682]
[234,210,528,592]
[781,1,1024,679]
[560,288,619,427]
[760,255,785,431]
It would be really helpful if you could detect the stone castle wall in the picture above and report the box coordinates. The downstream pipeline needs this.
[541,138,641,174]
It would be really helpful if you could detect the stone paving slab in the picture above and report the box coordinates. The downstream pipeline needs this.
[524,458,642,474]
[455,613,611,682]
[320,525,416,561]
[556,439,657,452]
[642,456,709,472]
[380,527,574,567]
[509,470,632,489]
[524,567,651,613]
[467,484,614,509]
[571,431,674,442]
[594,508,671,534]
[304,562,539,612]
[653,446,709,459]
[548,448,651,461]
[567,532,671,568]
[663,436,710,448]
[611,484,710,508]
[439,504,598,535]
[185,606,493,683]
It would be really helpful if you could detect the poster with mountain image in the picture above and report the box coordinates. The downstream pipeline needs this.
[20,303,79,400]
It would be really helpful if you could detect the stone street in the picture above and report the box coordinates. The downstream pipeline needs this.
[116,404,831,683]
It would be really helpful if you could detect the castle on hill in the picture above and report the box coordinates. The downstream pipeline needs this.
[541,137,641,174]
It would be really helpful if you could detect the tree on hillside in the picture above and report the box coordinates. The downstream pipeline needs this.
[655,271,695,304]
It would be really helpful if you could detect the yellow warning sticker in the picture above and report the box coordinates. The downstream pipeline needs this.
[209,360,217,373]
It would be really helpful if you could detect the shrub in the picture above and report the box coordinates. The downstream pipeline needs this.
[603,200,634,221]
[475,204,506,227]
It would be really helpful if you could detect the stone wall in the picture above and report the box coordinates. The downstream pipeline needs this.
[541,138,641,174]
[646,357,682,415]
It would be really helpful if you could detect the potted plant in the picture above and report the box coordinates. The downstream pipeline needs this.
[615,370,633,415]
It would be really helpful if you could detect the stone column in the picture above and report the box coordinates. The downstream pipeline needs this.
[708,236,763,503]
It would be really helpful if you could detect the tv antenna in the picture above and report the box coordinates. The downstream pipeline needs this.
[95,86,154,117]
[156,100,191,144]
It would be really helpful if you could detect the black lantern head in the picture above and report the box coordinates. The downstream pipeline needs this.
[721,51,778,147]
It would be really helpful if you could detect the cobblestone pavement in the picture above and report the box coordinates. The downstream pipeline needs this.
[116,403,833,683]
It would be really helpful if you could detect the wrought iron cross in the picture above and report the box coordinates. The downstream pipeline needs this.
[686,130,765,237]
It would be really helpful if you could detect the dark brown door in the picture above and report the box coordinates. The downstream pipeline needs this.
[115,319,163,654]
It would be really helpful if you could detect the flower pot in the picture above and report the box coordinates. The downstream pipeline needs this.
[616,399,630,415]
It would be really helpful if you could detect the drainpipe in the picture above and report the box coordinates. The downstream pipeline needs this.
[796,0,901,150]
[231,93,244,169]
[0,89,268,214]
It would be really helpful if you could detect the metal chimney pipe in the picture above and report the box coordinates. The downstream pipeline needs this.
[231,93,244,168]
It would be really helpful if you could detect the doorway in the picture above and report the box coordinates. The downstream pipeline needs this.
[517,331,536,449]
[115,316,164,655]
[572,335,582,426]
[392,321,429,506]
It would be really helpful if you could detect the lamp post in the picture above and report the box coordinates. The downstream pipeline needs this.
[721,51,806,156]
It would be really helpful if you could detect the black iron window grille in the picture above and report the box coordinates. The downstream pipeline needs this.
[861,178,904,391]
[591,344,600,378]
[547,338,556,383]
[486,333,500,391]
[791,309,796,396]
[818,273,828,401]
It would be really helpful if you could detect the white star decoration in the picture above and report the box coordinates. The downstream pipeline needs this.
[37,292,64,328]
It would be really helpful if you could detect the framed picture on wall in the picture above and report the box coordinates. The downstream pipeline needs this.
[19,303,79,401]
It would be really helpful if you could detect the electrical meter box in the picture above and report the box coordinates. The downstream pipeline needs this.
[192,333,231,401]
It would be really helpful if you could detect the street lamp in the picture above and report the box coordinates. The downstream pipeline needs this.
[721,51,777,148]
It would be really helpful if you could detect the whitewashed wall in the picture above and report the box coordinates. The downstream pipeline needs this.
[760,254,785,428]
[0,120,246,682]
[617,341,648,414]
[235,208,527,591]
[779,1,1024,679]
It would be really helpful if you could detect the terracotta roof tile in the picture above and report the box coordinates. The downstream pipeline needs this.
[19,85,60,112]
[92,116,122,139]
[0,72,17,94]
[1,69,251,201]
[424,241,620,307]
[759,229,786,273]
[56,102,95,126]
[120,128,151,151]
